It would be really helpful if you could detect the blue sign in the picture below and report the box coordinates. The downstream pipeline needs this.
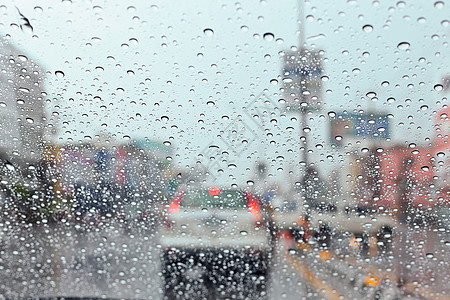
[330,113,390,145]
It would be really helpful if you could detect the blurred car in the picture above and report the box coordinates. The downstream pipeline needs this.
[272,196,396,253]
[311,206,397,253]
[160,186,271,299]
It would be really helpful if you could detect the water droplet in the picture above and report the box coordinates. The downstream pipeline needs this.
[397,42,410,50]
[207,101,215,106]
[328,111,336,117]
[321,75,329,82]
[161,116,169,121]
[0,102,6,107]
[306,15,314,21]
[55,70,65,78]
[240,231,248,236]
[386,97,395,104]
[397,1,406,8]
[247,180,254,186]
[5,163,15,171]
[18,55,28,62]
[417,17,427,24]
[362,24,373,32]
[434,1,444,9]
[426,253,434,258]
[228,164,236,169]
[381,81,390,87]
[421,166,429,171]
[26,118,34,123]
[18,87,30,93]
[335,135,343,141]
[270,79,278,85]
[420,105,428,110]
[203,28,214,36]
[366,92,377,98]
[263,32,274,41]
[123,135,131,140]
[16,99,24,104]
[434,84,443,91]
[240,25,249,32]
[127,70,135,76]
[34,6,43,13]
[437,152,445,158]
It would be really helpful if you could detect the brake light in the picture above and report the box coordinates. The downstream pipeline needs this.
[168,191,184,214]
[246,192,263,225]
[248,198,260,215]
[168,201,180,214]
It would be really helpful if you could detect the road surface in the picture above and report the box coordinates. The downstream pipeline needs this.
[0,219,448,299]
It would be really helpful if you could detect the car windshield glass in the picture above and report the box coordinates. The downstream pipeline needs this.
[182,190,246,208]
[0,1,449,299]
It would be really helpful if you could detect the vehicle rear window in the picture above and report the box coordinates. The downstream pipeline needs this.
[181,190,246,208]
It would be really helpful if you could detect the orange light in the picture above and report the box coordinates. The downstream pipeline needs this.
[319,250,331,261]
[208,186,220,196]
[364,275,380,286]
[350,235,361,250]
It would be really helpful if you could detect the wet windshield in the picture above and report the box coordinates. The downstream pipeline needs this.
[0,0,449,299]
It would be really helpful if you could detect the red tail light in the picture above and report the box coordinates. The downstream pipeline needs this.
[165,191,184,228]
[168,191,184,214]
[248,198,260,215]
[246,192,263,226]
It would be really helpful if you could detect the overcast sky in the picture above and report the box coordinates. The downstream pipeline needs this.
[1,0,449,187]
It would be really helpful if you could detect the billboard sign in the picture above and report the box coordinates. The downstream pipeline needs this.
[281,48,323,112]
[329,112,390,146]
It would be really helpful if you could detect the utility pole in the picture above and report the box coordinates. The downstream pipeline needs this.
[282,1,322,205]
[298,0,310,206]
